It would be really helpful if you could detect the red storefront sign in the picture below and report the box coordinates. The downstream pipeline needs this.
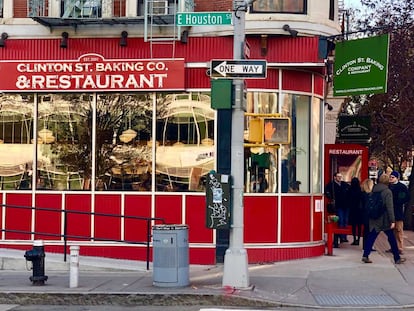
[0,53,185,92]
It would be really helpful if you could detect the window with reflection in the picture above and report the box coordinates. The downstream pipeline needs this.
[251,0,306,13]
[95,93,153,191]
[60,0,102,18]
[311,97,322,193]
[155,92,215,192]
[245,92,318,194]
[245,92,278,193]
[37,94,91,190]
[281,94,310,193]
[0,92,216,193]
[0,94,34,190]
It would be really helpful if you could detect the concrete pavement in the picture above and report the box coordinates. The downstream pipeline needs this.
[2,230,414,309]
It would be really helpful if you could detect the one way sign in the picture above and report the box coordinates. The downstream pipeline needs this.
[210,60,267,79]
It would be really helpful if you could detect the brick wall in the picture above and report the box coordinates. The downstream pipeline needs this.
[194,0,232,12]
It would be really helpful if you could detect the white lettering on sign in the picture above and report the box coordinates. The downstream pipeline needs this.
[213,61,264,77]
[329,149,363,155]
[16,74,168,90]
[1,53,184,92]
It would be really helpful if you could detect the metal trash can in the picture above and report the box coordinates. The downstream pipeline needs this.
[152,224,189,287]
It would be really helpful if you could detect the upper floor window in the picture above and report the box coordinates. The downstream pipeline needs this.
[329,0,335,20]
[0,0,3,18]
[137,0,177,16]
[61,0,102,18]
[251,0,307,14]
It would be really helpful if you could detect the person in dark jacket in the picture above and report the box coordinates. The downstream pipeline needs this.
[348,177,363,245]
[360,178,374,251]
[325,172,350,246]
[362,174,406,264]
[389,171,410,254]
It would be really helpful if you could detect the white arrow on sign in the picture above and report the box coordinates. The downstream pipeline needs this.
[213,61,264,77]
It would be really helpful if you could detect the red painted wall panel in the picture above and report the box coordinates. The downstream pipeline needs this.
[155,195,182,225]
[94,194,121,241]
[34,194,62,240]
[246,68,279,89]
[314,74,325,97]
[313,196,324,241]
[0,193,2,234]
[186,68,211,89]
[4,193,32,239]
[124,195,152,243]
[280,196,311,242]
[0,36,322,68]
[185,195,213,243]
[65,194,92,241]
[282,70,312,93]
[244,196,277,243]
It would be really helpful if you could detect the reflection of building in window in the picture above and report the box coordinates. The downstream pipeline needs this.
[155,93,215,192]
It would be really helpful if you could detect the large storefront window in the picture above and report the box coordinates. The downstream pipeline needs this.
[281,94,310,193]
[251,0,306,13]
[0,94,34,190]
[0,92,214,193]
[155,92,215,192]
[245,91,320,194]
[311,97,322,193]
[95,93,153,191]
[37,94,91,190]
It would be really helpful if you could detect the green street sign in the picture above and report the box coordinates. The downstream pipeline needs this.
[333,34,389,96]
[176,12,233,26]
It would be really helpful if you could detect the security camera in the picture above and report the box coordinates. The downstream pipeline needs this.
[325,103,333,111]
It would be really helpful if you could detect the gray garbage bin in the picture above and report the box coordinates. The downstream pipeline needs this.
[152,224,189,287]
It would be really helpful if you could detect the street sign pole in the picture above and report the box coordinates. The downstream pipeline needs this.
[222,0,250,289]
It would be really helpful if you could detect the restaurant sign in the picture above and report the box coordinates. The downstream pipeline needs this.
[0,53,185,92]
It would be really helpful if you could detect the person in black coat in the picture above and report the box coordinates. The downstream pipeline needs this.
[348,177,363,245]
[389,171,410,254]
[325,172,350,246]
[360,178,374,251]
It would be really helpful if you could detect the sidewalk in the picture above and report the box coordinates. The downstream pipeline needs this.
[1,230,414,309]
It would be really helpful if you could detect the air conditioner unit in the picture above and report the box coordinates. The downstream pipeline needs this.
[151,0,168,15]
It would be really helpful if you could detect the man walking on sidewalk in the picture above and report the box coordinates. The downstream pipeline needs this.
[362,173,406,264]
[389,170,410,254]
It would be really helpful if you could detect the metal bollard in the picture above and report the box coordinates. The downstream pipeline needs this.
[24,240,48,285]
[69,245,80,288]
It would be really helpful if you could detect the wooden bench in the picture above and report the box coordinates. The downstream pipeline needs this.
[326,222,353,255]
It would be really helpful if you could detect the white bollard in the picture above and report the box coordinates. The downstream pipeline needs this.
[69,245,80,288]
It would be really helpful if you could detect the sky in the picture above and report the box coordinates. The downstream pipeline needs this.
[343,0,362,9]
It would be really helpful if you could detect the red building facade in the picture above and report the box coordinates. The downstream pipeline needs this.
[0,0,341,264]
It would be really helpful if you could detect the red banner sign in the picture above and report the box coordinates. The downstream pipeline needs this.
[0,53,185,92]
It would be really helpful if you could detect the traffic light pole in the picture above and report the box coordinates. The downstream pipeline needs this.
[222,0,250,289]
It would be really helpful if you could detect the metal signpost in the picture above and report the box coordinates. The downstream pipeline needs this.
[221,0,250,289]
[176,12,233,26]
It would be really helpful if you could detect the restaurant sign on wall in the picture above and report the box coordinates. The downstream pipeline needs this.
[0,53,185,92]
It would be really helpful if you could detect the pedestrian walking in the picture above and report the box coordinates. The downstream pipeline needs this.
[325,172,350,247]
[348,177,363,245]
[360,178,374,251]
[389,170,410,254]
[362,173,406,264]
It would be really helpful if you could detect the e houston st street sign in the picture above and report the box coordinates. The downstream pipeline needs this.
[210,60,267,78]
[176,12,233,26]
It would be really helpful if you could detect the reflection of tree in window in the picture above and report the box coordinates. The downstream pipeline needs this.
[96,93,153,191]
[38,94,91,190]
